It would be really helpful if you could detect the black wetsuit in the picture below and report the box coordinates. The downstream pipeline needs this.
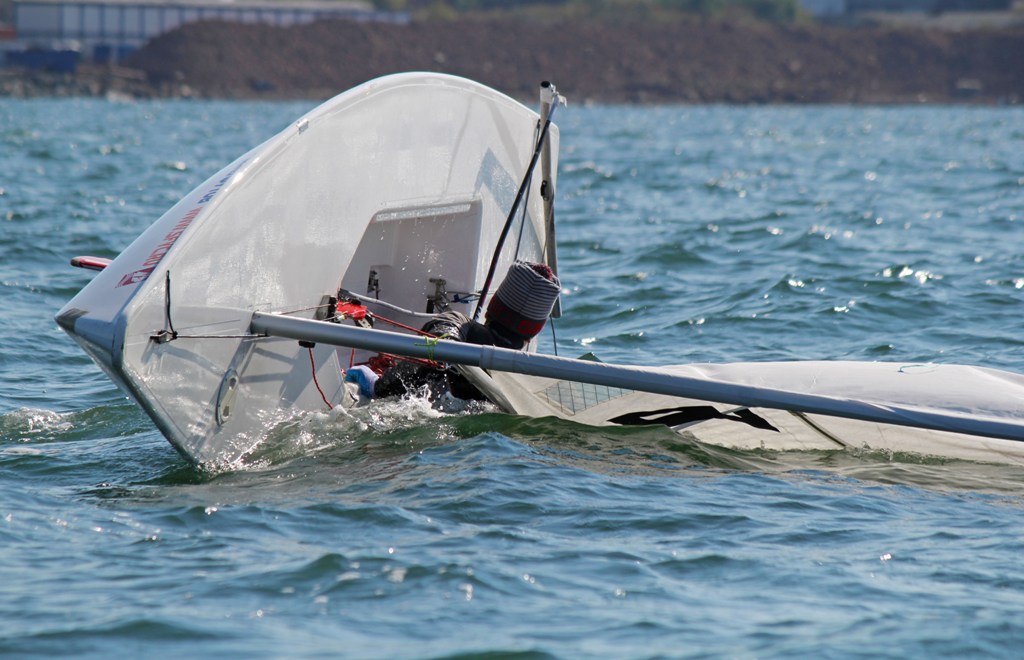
[373,310,526,402]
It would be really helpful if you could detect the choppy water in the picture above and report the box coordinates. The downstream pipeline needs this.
[2,97,1024,657]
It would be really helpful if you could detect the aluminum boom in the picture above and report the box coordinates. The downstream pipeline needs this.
[250,312,1024,443]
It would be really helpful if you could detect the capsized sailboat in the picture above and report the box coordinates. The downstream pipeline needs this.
[57,72,560,466]
[57,73,1024,468]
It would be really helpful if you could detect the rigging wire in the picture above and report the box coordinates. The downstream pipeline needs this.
[473,92,560,322]
[512,120,538,263]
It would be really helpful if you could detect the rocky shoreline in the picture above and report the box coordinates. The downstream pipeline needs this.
[0,65,163,99]
[4,16,1023,104]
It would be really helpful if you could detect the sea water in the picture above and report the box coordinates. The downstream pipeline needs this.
[2,98,1023,657]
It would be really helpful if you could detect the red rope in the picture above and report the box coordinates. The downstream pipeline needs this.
[338,301,434,338]
[358,310,444,370]
[382,353,443,370]
[307,347,333,410]
[368,313,433,337]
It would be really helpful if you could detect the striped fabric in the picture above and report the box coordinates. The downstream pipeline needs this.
[494,261,560,320]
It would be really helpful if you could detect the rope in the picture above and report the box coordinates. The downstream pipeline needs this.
[307,346,333,410]
[157,295,446,378]
[278,302,334,316]
[364,310,449,369]
[341,291,436,319]
[368,313,431,337]
[415,333,452,362]
[159,333,265,340]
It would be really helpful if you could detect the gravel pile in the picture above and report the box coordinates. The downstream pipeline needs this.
[35,16,1024,103]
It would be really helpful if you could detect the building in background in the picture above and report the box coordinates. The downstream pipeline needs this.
[4,0,407,69]
[798,0,846,16]
[847,0,1011,10]
[799,0,1013,15]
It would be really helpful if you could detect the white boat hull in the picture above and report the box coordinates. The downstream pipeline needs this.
[57,73,557,467]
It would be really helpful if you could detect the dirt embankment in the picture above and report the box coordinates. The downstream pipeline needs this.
[13,16,1024,103]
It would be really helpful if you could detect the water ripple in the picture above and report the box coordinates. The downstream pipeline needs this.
[3,100,1024,657]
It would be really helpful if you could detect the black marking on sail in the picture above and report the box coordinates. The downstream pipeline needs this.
[55,307,88,332]
[609,406,780,432]
[541,380,632,413]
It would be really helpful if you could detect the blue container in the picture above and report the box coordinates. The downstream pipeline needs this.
[94,43,113,64]
[7,49,79,73]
